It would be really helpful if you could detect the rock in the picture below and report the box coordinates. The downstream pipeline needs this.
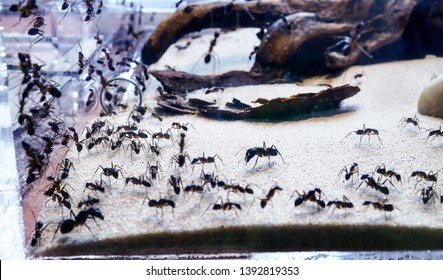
[418,75,443,119]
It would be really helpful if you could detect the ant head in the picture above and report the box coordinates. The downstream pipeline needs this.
[245,148,257,163]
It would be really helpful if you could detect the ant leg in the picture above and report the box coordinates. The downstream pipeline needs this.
[252,156,259,170]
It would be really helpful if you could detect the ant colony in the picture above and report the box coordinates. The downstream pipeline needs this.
[12,1,443,256]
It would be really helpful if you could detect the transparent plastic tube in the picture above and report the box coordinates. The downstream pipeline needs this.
[0,19,25,259]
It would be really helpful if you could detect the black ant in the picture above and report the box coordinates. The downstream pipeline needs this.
[205,87,224,94]
[292,188,326,208]
[410,171,438,186]
[212,197,241,212]
[41,135,56,156]
[94,162,124,180]
[419,186,439,205]
[29,209,49,247]
[425,126,443,142]
[399,115,420,131]
[200,171,218,188]
[175,41,191,50]
[85,89,96,107]
[77,195,100,209]
[168,175,183,195]
[45,189,72,210]
[126,140,147,157]
[204,31,220,64]
[151,128,173,142]
[327,196,354,214]
[17,52,32,84]
[171,122,194,132]
[117,122,138,133]
[84,180,106,194]
[142,196,175,209]
[249,46,259,60]
[172,152,191,168]
[363,199,394,214]
[125,175,152,188]
[30,219,47,247]
[110,139,123,152]
[148,142,162,156]
[27,16,45,45]
[260,186,282,208]
[216,180,253,195]
[326,21,373,59]
[338,163,359,183]
[77,41,85,76]
[55,207,104,235]
[84,0,95,21]
[60,0,70,22]
[358,174,390,195]
[58,158,75,180]
[9,0,38,21]
[184,182,205,193]
[191,153,223,170]
[85,64,95,81]
[374,164,401,183]
[175,0,184,8]
[341,124,382,145]
[241,141,286,170]
[146,161,162,180]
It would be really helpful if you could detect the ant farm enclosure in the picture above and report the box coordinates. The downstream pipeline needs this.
[1,0,443,259]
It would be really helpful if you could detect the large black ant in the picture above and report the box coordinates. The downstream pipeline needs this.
[93,162,124,180]
[358,174,390,195]
[292,188,326,208]
[142,196,175,209]
[338,163,359,183]
[326,21,373,59]
[151,128,173,142]
[241,141,286,170]
[216,180,253,195]
[125,175,152,188]
[205,87,224,94]
[341,124,382,145]
[30,220,47,247]
[212,197,241,212]
[28,15,44,32]
[191,153,223,170]
[146,161,162,180]
[77,195,100,209]
[84,180,106,194]
[58,158,75,180]
[55,207,104,235]
[60,0,70,22]
[363,200,394,214]
[184,182,205,193]
[200,171,218,188]
[419,186,439,205]
[77,40,85,75]
[168,175,183,195]
[410,171,438,186]
[41,135,55,156]
[171,134,191,168]
[29,210,48,247]
[260,186,282,208]
[126,140,147,157]
[327,196,354,214]
[9,0,38,20]
[374,164,401,184]
[425,126,443,142]
[171,122,194,132]
[399,115,420,131]
[203,31,220,64]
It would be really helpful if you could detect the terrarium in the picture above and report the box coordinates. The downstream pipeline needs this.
[1,0,443,260]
